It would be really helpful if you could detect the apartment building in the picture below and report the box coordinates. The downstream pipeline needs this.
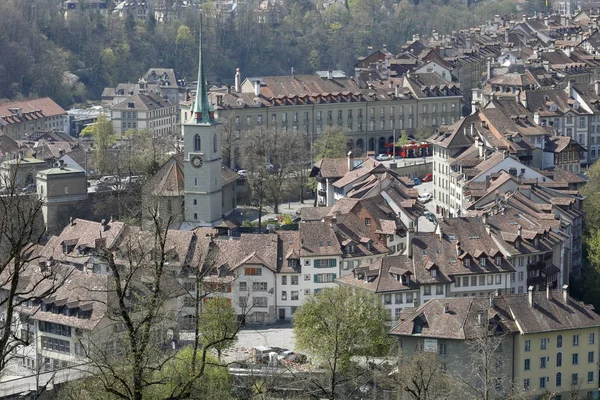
[390,288,600,400]
[0,98,67,140]
[110,92,177,137]
[181,69,461,162]
[572,81,600,163]
[62,0,109,19]
[525,85,591,166]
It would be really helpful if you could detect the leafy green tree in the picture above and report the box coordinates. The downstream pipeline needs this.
[582,160,600,233]
[396,129,411,148]
[293,286,392,399]
[197,297,237,361]
[147,348,232,399]
[80,114,117,174]
[313,126,348,161]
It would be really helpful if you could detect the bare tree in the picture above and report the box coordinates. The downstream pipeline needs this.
[240,127,305,225]
[0,161,69,376]
[390,351,454,400]
[60,187,241,400]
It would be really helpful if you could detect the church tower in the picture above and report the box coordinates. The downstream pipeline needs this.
[183,19,222,226]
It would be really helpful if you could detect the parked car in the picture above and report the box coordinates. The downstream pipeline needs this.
[237,169,249,177]
[413,177,421,185]
[98,175,118,185]
[376,154,392,161]
[418,192,432,203]
[423,210,436,222]
[278,351,307,363]
[422,173,432,182]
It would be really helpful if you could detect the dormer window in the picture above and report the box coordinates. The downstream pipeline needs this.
[430,268,437,278]
[464,258,471,268]
[495,256,502,266]
[480,257,486,267]
[534,237,539,248]
[365,218,371,226]
[366,242,372,251]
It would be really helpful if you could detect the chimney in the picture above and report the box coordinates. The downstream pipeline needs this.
[443,303,450,314]
[517,224,522,238]
[327,69,333,80]
[486,58,492,81]
[528,285,534,307]
[534,112,540,125]
[546,284,551,300]
[485,174,491,189]
[504,30,509,43]
[254,80,261,97]
[595,81,600,97]
[562,284,569,305]
[235,68,241,93]
[566,80,572,96]
[226,85,231,95]
[347,150,354,171]
[482,213,488,225]
[395,84,400,98]
[406,227,415,258]
[455,241,462,257]
[70,216,74,227]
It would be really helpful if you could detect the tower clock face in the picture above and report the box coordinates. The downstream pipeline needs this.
[191,155,203,169]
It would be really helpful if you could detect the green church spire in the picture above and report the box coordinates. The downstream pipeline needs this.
[191,15,214,124]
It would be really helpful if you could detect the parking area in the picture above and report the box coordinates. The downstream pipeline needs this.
[221,325,297,363]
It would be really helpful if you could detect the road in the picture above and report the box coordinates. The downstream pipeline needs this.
[415,181,437,233]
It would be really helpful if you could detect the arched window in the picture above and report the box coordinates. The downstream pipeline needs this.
[194,134,201,152]
[556,372,562,387]
[193,213,198,220]
[557,335,563,348]
[213,132,218,153]
[557,352,562,367]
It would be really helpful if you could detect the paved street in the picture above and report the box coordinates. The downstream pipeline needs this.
[414,181,437,233]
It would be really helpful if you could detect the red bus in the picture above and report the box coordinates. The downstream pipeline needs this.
[386,142,430,158]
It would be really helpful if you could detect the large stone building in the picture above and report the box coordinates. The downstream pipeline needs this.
[0,98,67,140]
[181,69,462,167]
[391,290,600,400]
[110,92,177,137]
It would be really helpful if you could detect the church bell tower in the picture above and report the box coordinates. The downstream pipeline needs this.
[183,18,222,226]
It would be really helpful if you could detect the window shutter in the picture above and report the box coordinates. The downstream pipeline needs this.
[314,274,318,283]
[314,260,318,268]
[332,259,337,267]
[333,273,337,280]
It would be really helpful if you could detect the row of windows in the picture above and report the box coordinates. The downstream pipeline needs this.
[237,104,457,124]
[454,274,502,287]
[524,351,595,370]
[41,336,71,354]
[281,291,299,301]
[382,292,415,305]
[524,333,594,351]
[38,321,72,337]
[524,372,594,391]
[281,275,299,285]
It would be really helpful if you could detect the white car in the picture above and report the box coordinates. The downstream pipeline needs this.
[418,192,433,203]
[237,169,249,177]
[376,154,392,161]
